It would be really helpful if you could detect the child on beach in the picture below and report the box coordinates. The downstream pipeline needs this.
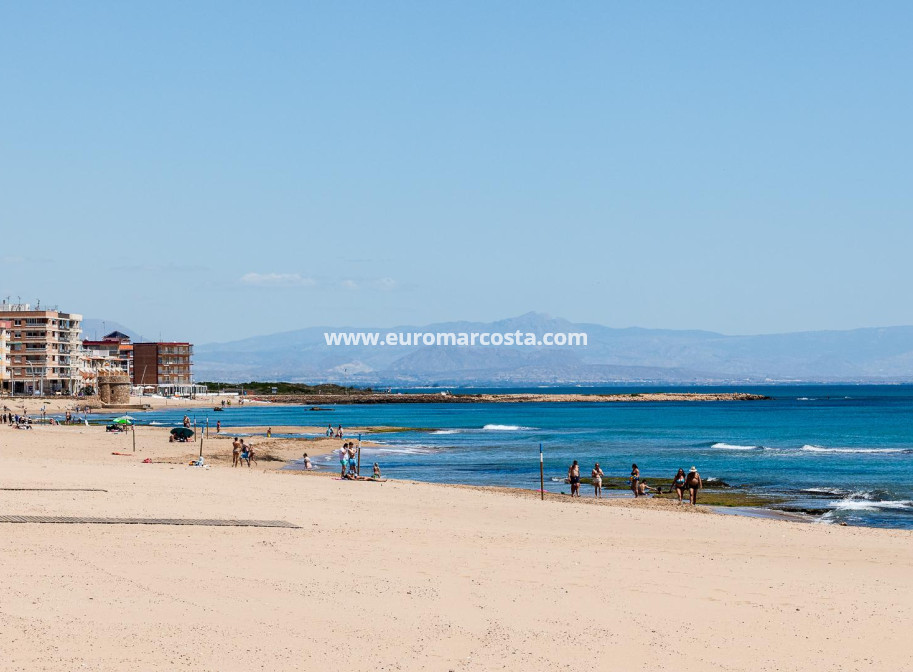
[302,453,313,470]
[373,463,381,479]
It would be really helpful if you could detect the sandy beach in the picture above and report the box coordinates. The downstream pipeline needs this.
[1,422,911,671]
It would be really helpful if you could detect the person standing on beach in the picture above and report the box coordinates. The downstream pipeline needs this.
[340,443,349,478]
[240,439,250,467]
[216,420,221,434]
[568,461,581,497]
[630,464,641,497]
[231,437,241,467]
[685,466,702,505]
[672,468,686,504]
[591,463,604,498]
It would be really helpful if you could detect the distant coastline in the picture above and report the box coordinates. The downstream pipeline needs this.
[252,391,770,405]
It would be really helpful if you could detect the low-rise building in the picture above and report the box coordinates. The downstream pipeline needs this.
[81,331,133,377]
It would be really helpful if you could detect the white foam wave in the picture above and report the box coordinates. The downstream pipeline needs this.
[432,430,460,435]
[482,424,532,431]
[828,499,913,512]
[711,442,760,451]
[801,445,907,454]
[149,421,163,426]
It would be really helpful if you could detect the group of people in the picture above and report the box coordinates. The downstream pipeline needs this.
[231,437,256,467]
[567,461,704,505]
[327,424,344,438]
[2,411,32,429]
[338,441,382,480]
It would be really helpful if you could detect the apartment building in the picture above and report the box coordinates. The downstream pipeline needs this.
[0,320,11,394]
[0,304,83,395]
[132,342,193,387]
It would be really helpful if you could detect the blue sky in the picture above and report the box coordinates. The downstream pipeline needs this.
[1,1,911,343]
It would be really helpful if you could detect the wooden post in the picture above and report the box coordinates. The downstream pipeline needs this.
[132,423,136,453]
[357,433,362,476]
[539,443,544,500]
[199,427,204,457]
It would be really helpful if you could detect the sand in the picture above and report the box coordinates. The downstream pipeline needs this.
[1,423,911,671]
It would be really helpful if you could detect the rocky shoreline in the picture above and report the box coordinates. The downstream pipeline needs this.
[253,391,770,405]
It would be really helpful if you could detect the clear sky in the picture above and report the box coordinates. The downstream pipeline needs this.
[1,1,911,343]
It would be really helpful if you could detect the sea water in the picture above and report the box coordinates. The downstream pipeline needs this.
[112,385,913,529]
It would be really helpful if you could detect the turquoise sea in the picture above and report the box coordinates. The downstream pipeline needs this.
[105,385,913,529]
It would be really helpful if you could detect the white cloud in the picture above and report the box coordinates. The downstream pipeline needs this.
[341,279,359,290]
[240,272,316,287]
[373,277,398,291]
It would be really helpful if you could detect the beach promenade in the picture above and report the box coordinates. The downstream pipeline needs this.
[1,423,911,671]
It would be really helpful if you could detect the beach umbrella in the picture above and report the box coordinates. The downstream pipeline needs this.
[170,427,194,439]
[113,416,134,425]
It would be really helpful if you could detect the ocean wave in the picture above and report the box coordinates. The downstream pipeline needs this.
[801,445,909,455]
[711,442,761,451]
[828,498,913,512]
[149,421,163,426]
[482,424,533,431]
[432,430,460,435]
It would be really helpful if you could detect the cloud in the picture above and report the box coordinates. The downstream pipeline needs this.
[373,277,398,291]
[340,279,359,290]
[240,272,317,287]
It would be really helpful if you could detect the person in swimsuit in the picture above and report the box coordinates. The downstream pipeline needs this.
[247,442,257,466]
[302,452,313,470]
[630,464,640,497]
[372,463,381,479]
[685,466,702,505]
[568,460,581,497]
[348,443,358,476]
[340,442,350,478]
[637,480,652,496]
[240,439,250,467]
[591,463,604,499]
[231,437,241,467]
[672,468,686,504]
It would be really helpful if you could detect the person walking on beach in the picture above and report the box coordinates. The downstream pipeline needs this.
[327,423,333,437]
[240,439,250,467]
[685,467,702,505]
[231,437,241,467]
[673,468,687,503]
[568,461,581,497]
[672,468,686,504]
[267,427,272,438]
[630,464,641,497]
[216,420,221,434]
[591,463,604,499]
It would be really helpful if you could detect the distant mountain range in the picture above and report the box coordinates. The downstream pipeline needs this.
[166,313,913,385]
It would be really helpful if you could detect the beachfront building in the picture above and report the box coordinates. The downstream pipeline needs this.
[0,320,11,394]
[0,303,83,395]
[81,331,133,377]
[132,341,202,396]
